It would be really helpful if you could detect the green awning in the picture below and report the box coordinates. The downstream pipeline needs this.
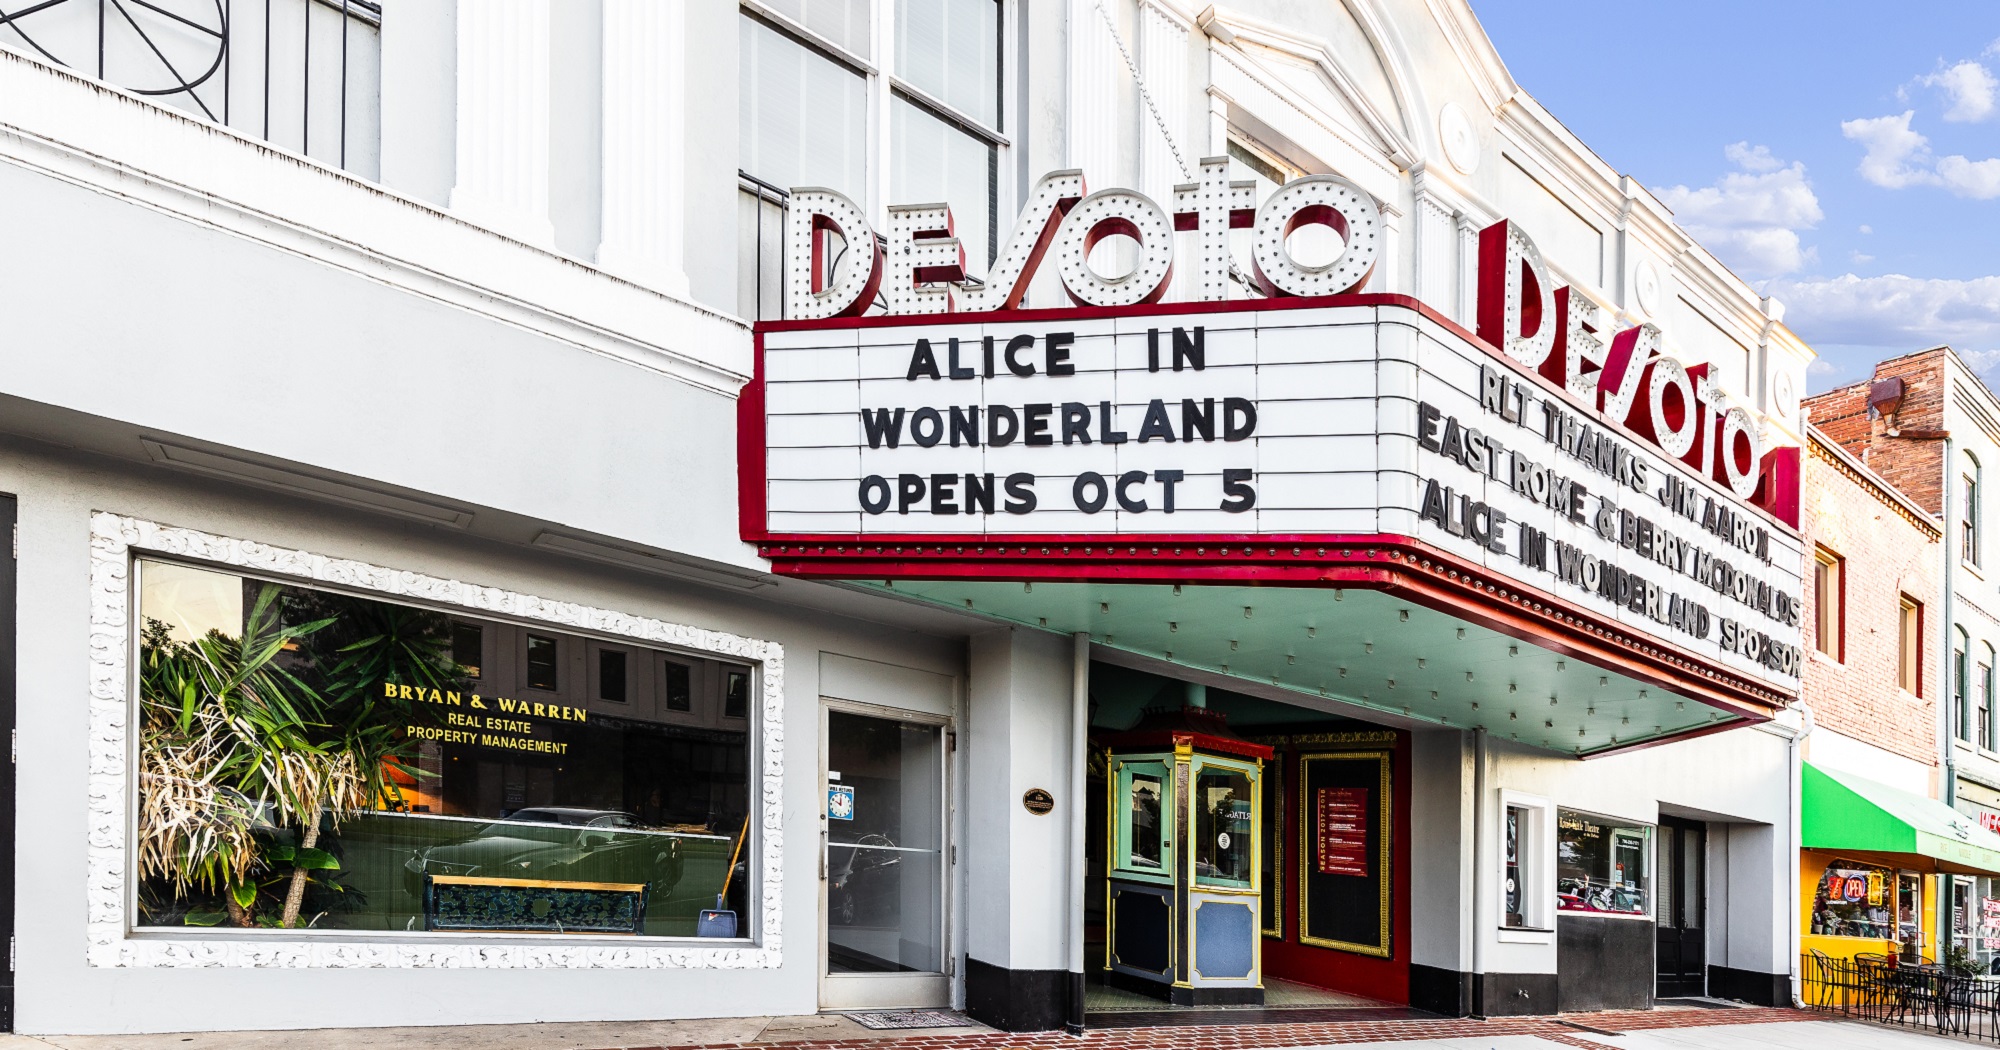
[1804,762,2000,875]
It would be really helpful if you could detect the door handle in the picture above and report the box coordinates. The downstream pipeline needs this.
[819,823,828,881]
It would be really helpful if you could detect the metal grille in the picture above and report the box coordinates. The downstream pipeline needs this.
[0,0,381,175]
[1802,950,2000,1041]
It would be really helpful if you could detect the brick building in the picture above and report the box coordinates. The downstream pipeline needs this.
[1801,427,1940,774]
[1806,346,2000,967]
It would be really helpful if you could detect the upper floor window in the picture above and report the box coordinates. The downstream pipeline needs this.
[1901,596,1924,697]
[1979,650,1994,751]
[0,0,382,176]
[1965,461,1983,567]
[1956,630,1971,740]
[1813,547,1843,661]
[739,0,1005,320]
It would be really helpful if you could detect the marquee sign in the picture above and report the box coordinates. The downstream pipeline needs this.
[742,161,1805,695]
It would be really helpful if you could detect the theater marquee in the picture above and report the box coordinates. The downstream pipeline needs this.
[740,162,1804,710]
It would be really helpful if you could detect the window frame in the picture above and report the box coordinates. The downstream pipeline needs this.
[1966,454,1983,568]
[1901,596,1924,697]
[117,538,775,957]
[739,0,1012,318]
[1813,546,1844,662]
[1499,790,1555,937]
[1958,627,1972,742]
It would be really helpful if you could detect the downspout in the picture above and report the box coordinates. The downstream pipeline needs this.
[1471,727,1487,1017]
[1067,632,1089,1033]
[1940,438,1957,963]
[1789,701,1815,1007]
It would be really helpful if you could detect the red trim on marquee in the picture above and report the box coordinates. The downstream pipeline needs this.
[737,291,1804,736]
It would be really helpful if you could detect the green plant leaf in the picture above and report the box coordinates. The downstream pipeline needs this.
[183,911,228,927]
[230,881,257,909]
[293,847,340,870]
[264,844,296,863]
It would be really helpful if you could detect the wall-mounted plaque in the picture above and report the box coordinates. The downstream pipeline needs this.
[1023,788,1055,815]
[1316,787,1370,877]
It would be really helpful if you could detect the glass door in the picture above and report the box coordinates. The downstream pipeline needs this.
[819,704,950,1010]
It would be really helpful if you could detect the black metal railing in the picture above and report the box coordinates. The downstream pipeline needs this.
[0,0,378,174]
[1802,950,2000,1041]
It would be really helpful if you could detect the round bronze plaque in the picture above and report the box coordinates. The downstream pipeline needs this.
[1022,788,1055,815]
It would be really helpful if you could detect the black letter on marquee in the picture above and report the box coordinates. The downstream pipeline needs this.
[1004,334,1037,376]
[1046,332,1076,376]
[1223,398,1258,441]
[1155,469,1184,512]
[1003,473,1038,513]
[859,476,891,515]
[1116,471,1149,513]
[907,339,942,381]
[1074,472,1109,513]
[1221,469,1257,512]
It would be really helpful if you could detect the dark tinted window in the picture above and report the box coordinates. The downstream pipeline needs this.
[525,634,559,691]
[452,622,483,679]
[599,649,627,703]
[664,662,692,712]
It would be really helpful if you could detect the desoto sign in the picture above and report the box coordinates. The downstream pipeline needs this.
[749,161,1803,685]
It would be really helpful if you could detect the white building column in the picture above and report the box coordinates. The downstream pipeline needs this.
[964,627,1076,1030]
[596,0,689,296]
[450,0,554,247]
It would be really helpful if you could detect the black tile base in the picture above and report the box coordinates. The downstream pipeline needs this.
[964,957,1073,1032]
[1409,963,1473,1017]
[1707,964,1791,1007]
[1475,971,1559,1017]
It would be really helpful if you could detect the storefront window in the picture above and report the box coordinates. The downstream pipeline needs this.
[1192,762,1254,889]
[1811,858,1894,938]
[1556,810,1650,916]
[133,559,754,938]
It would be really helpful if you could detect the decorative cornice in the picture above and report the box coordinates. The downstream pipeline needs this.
[1247,730,1399,748]
[1807,428,1942,539]
[88,513,784,969]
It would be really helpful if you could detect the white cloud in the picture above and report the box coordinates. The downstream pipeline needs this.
[1938,154,2000,198]
[1841,110,2000,199]
[1658,145,1822,278]
[1850,250,1875,264]
[1724,141,1783,173]
[1920,59,1999,122]
[1843,111,1937,187]
[1858,224,1873,234]
[1769,273,2000,350]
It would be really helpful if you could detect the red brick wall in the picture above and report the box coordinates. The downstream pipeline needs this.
[1805,348,1947,514]
[1800,433,1940,766]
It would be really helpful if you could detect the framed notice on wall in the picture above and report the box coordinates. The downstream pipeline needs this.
[1298,750,1392,957]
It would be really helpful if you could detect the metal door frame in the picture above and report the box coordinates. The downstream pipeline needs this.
[1655,816,1706,997]
[817,697,953,1011]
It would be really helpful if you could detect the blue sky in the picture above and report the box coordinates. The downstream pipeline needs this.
[1476,2,2000,393]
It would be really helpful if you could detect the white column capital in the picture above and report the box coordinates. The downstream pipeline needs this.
[450,0,555,247]
[597,0,689,296]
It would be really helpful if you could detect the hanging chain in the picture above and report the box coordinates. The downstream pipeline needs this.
[1092,0,1193,181]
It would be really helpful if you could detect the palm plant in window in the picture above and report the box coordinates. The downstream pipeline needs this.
[138,583,457,928]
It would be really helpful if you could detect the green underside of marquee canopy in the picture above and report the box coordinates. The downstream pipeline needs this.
[855,578,1745,757]
[1803,762,2000,876]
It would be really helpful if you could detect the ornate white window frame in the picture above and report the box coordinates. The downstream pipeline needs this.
[87,512,784,969]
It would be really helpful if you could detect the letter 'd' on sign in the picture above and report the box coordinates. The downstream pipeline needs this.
[786,188,884,320]
[1475,219,1556,371]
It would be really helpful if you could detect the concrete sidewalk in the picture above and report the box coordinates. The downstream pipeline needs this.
[0,1013,1952,1050]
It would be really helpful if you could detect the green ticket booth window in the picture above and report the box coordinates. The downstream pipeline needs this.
[1114,758,1173,880]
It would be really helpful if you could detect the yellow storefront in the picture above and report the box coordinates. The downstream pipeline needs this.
[1801,764,2000,973]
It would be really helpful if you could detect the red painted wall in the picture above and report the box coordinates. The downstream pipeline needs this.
[1261,732,1413,1005]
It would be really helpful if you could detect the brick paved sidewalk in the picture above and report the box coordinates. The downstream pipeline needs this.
[607,1007,1820,1050]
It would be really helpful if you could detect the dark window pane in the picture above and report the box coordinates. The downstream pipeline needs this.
[664,662,692,712]
[452,622,483,679]
[526,634,559,691]
[725,670,748,718]
[599,650,627,703]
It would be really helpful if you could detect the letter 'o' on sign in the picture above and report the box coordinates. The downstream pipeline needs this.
[1053,189,1176,307]
[1251,174,1381,297]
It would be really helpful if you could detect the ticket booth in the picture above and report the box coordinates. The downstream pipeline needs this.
[1102,705,1271,1005]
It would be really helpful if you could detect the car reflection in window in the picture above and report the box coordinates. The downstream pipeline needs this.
[403,807,685,897]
